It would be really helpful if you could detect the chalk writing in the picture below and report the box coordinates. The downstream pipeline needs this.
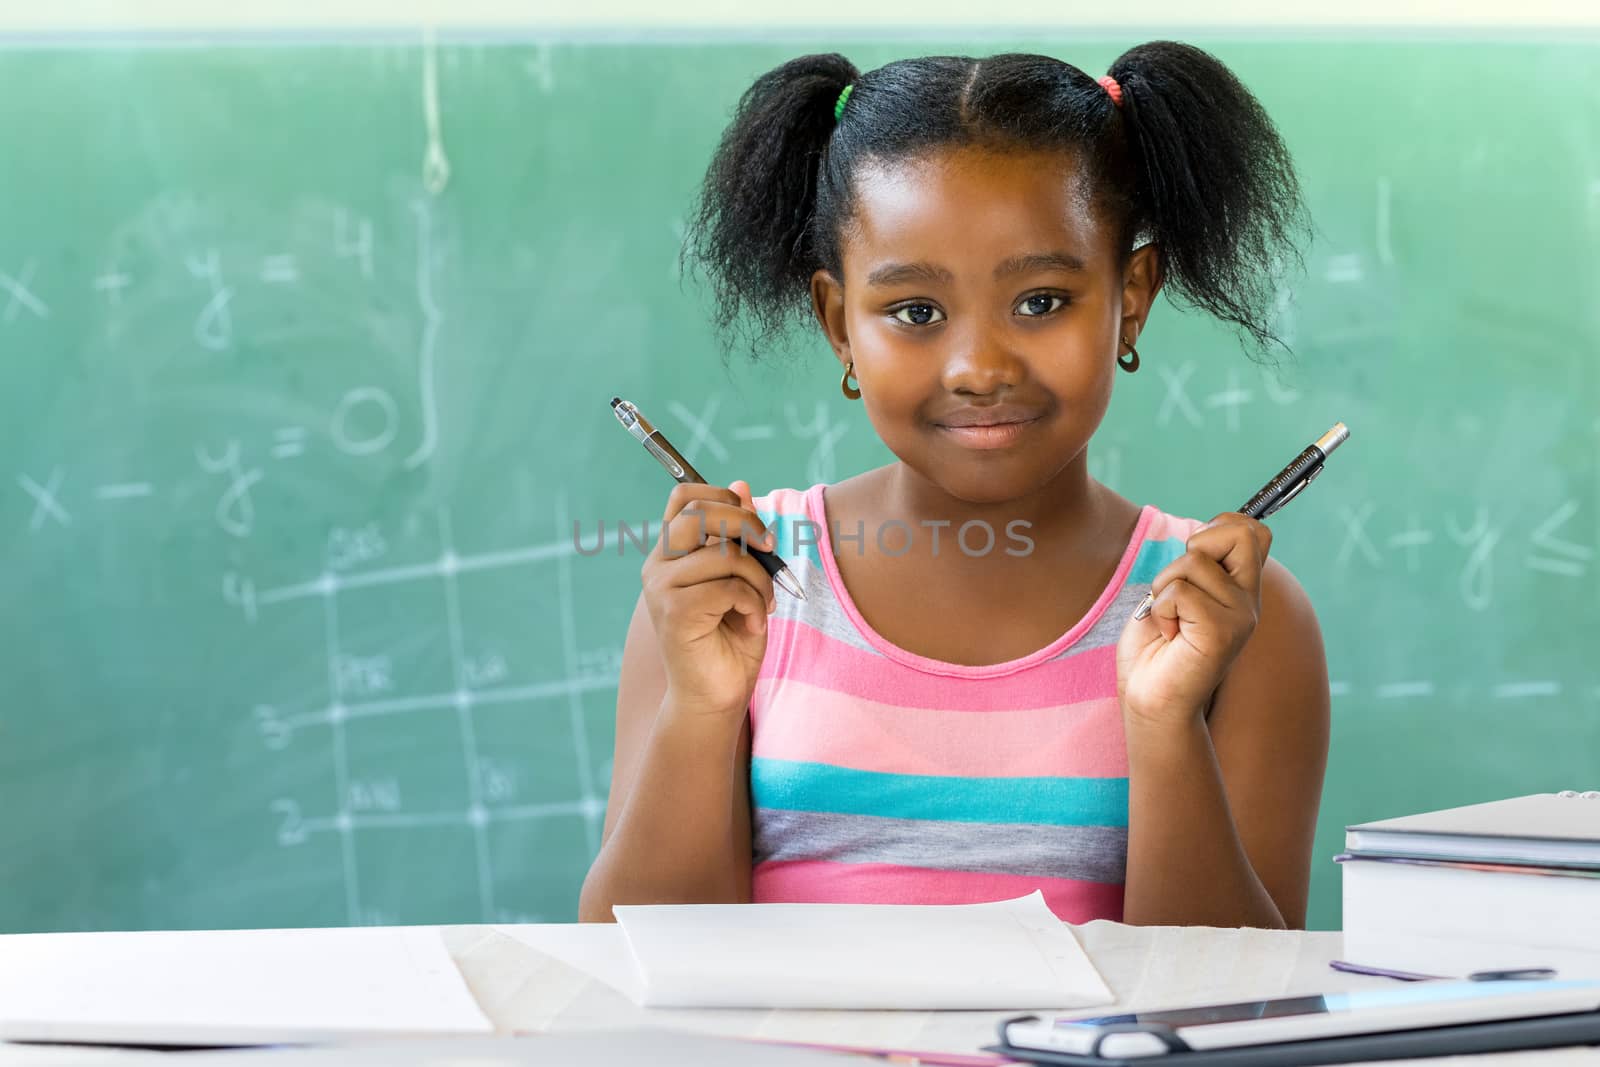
[185,250,233,351]
[1,260,48,321]
[17,469,70,530]
[195,440,262,538]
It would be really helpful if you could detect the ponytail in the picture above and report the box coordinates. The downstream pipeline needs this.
[685,53,859,356]
[1109,41,1308,353]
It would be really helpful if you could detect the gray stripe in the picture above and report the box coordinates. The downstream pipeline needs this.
[754,808,1127,885]
[770,557,883,657]
[1054,579,1152,661]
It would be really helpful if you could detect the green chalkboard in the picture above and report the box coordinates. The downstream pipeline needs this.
[1,38,1596,933]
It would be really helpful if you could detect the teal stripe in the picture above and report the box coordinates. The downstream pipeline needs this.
[1127,536,1185,585]
[750,758,1128,828]
[757,507,825,570]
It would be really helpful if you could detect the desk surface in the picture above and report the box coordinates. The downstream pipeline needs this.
[1,922,1593,1065]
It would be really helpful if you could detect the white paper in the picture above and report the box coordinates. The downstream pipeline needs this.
[612,890,1113,1009]
[0,926,494,1046]
[496,921,647,1004]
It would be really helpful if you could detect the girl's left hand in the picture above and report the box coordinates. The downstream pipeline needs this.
[1116,513,1273,731]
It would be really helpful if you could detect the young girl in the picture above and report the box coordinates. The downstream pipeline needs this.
[580,43,1330,929]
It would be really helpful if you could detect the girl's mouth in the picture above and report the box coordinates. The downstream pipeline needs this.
[933,405,1046,450]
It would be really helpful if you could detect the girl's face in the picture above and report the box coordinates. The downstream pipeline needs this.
[812,145,1160,507]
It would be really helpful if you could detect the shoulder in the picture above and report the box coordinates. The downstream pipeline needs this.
[1260,557,1319,636]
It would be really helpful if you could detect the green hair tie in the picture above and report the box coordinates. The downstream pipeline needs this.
[834,84,854,122]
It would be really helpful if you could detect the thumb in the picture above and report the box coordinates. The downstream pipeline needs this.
[729,479,755,510]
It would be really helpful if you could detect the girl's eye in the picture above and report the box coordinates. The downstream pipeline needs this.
[1018,294,1067,317]
[893,304,945,326]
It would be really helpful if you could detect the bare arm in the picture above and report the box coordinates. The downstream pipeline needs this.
[578,480,773,922]
[1120,558,1329,928]
[577,594,753,921]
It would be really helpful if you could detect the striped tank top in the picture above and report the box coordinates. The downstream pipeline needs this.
[748,484,1202,923]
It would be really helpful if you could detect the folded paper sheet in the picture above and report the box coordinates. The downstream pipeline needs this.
[612,890,1113,1010]
[0,926,494,1046]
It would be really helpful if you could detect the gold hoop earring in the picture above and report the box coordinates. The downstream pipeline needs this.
[841,361,861,399]
[1118,342,1140,374]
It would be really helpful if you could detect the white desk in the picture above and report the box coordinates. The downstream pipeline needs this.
[451,921,1597,1064]
[0,922,1593,1064]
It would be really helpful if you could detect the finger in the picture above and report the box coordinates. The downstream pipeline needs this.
[661,501,774,558]
[697,576,771,637]
[702,502,775,553]
[657,542,778,612]
[654,570,769,638]
[1184,516,1268,594]
[1149,580,1183,643]
[728,481,776,549]
[696,576,770,636]
[1196,512,1271,559]
[660,482,741,525]
[1149,576,1220,644]
[1150,551,1249,615]
[659,504,708,558]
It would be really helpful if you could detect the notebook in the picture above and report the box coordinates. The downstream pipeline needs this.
[611,890,1112,1010]
[1340,792,1600,981]
[1344,792,1600,868]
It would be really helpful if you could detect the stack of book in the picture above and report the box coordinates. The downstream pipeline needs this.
[1339,792,1600,980]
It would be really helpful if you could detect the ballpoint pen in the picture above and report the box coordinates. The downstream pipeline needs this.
[1133,423,1349,621]
[611,397,805,601]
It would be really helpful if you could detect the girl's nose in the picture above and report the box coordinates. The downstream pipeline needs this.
[940,325,1025,396]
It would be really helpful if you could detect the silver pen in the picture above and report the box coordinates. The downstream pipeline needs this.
[611,397,805,601]
[1133,423,1349,621]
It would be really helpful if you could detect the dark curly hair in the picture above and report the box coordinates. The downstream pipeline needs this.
[685,43,1308,360]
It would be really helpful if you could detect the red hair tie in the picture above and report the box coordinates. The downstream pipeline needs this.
[1097,75,1124,108]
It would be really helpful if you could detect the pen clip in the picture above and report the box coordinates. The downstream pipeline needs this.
[644,437,686,480]
[1259,463,1321,518]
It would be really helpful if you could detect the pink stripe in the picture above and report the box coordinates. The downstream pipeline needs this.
[757,619,1117,710]
[1143,509,1204,543]
[751,678,1127,778]
[808,484,1154,678]
[753,859,1124,924]
[753,487,809,518]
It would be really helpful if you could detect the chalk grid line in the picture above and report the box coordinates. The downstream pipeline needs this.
[268,506,612,924]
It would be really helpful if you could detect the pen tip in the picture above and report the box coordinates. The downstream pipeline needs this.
[610,396,621,408]
[774,569,807,601]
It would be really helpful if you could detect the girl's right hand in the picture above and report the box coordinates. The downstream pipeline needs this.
[641,479,777,720]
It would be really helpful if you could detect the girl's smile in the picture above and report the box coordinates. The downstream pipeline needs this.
[931,402,1049,451]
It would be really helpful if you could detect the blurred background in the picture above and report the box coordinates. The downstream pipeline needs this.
[1,1,1596,933]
